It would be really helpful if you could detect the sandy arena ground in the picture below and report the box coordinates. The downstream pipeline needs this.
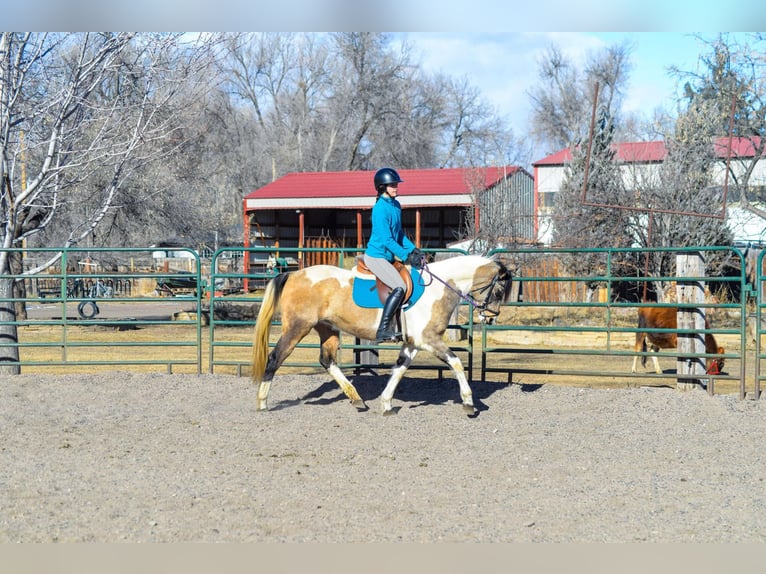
[2,369,766,542]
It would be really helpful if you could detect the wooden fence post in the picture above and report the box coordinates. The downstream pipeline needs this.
[676,252,706,391]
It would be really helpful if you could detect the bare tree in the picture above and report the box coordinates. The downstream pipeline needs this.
[551,107,636,299]
[627,97,735,299]
[672,33,766,221]
[0,32,215,372]
[528,41,633,153]
[528,40,635,290]
[216,32,521,179]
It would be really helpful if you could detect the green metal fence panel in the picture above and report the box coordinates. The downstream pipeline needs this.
[755,249,766,399]
[0,247,203,374]
[207,246,476,381]
[484,246,749,398]
[2,245,760,399]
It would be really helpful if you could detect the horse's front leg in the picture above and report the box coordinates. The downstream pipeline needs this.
[379,344,418,415]
[424,340,476,416]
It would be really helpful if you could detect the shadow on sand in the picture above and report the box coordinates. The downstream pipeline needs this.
[270,375,546,416]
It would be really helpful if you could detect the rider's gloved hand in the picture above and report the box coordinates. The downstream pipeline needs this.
[407,248,424,269]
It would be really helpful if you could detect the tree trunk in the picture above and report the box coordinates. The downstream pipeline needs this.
[10,251,27,320]
[0,275,21,374]
[676,252,705,391]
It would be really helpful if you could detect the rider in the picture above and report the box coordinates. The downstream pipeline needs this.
[364,167,424,342]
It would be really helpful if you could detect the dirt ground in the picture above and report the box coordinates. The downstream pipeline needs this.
[2,368,766,543]
[5,299,765,542]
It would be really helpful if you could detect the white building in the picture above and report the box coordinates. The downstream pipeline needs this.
[532,138,766,246]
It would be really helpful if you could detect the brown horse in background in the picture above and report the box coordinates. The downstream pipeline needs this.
[631,307,725,375]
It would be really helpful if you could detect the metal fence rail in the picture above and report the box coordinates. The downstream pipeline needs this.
[2,245,762,400]
[1,247,203,374]
[754,249,766,398]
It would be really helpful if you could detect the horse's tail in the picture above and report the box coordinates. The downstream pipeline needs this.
[252,272,290,384]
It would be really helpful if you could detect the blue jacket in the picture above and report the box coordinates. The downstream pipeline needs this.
[366,194,416,262]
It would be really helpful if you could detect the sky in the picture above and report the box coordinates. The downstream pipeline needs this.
[399,32,747,160]
[3,1,762,164]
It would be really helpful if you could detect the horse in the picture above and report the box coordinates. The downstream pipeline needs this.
[251,254,513,415]
[630,306,725,375]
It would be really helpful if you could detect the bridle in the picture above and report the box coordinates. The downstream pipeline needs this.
[417,257,511,321]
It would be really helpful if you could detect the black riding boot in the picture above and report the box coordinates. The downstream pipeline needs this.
[375,287,405,342]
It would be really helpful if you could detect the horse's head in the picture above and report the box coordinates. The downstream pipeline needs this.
[706,346,726,375]
[421,254,514,325]
[475,259,514,324]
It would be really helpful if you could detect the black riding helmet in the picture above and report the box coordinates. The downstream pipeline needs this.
[374,167,404,194]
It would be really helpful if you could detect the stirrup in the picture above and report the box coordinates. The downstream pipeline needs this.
[375,329,402,343]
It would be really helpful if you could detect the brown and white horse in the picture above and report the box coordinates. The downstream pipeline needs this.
[631,306,725,375]
[252,254,513,415]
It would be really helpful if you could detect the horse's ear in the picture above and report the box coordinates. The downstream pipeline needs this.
[491,254,516,277]
[490,252,508,264]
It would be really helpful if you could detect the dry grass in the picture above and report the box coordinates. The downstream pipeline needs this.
[13,305,755,397]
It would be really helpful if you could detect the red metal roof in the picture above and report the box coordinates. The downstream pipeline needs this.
[533,137,764,167]
[713,136,764,157]
[533,141,666,166]
[244,166,525,201]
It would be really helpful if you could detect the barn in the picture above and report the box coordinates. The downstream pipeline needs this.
[242,166,535,276]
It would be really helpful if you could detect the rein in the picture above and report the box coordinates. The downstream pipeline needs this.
[417,257,504,319]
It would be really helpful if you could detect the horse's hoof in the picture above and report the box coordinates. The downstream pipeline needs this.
[463,404,477,416]
[351,399,368,412]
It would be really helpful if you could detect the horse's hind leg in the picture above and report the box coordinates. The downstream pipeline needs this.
[257,324,312,411]
[315,324,367,411]
[631,334,644,373]
[650,346,662,374]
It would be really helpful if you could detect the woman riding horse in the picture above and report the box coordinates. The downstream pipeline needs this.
[363,167,424,342]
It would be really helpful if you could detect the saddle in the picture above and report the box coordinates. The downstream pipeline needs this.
[355,258,414,305]
[352,258,424,309]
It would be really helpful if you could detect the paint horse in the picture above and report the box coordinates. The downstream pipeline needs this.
[252,254,513,415]
[631,306,725,375]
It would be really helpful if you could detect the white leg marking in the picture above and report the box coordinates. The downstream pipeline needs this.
[446,355,474,408]
[256,381,271,411]
[379,346,417,414]
[380,364,408,414]
[652,354,662,374]
[327,363,364,404]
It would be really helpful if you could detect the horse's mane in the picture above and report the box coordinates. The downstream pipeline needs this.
[428,254,493,277]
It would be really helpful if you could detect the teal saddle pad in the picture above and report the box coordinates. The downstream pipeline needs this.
[352,268,425,309]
